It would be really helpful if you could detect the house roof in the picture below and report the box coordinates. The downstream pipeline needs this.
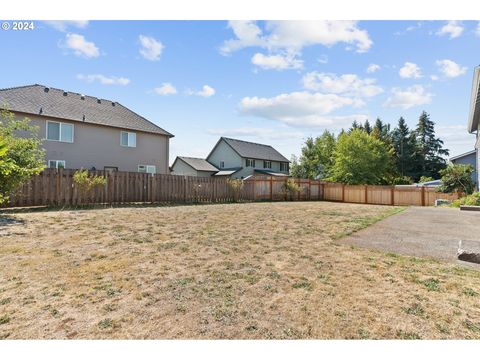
[468,66,480,133]
[214,137,290,163]
[213,168,242,176]
[254,169,289,177]
[450,149,477,162]
[175,156,219,172]
[0,84,173,137]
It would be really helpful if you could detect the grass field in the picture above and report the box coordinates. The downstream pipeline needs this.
[1,201,480,339]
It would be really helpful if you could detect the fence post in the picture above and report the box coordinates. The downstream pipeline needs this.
[342,183,345,203]
[391,186,395,205]
[297,179,300,201]
[269,176,273,201]
[421,186,426,206]
[365,185,368,204]
[253,177,256,201]
[308,180,312,201]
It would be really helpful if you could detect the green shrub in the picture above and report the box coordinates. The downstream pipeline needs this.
[282,179,302,200]
[419,176,434,183]
[73,169,107,204]
[438,164,475,196]
[226,178,244,202]
[450,192,480,208]
[0,108,45,205]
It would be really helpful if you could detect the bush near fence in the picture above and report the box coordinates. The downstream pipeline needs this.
[4,168,458,208]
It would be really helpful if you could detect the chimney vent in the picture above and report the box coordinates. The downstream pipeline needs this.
[112,102,116,106]
[82,114,86,121]
[80,95,85,100]
[97,99,101,104]
[44,87,49,93]
[63,91,67,96]
[39,107,43,114]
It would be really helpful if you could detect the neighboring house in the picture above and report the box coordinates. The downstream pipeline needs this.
[467,65,480,188]
[171,156,219,177]
[206,137,290,179]
[450,150,478,186]
[0,84,173,174]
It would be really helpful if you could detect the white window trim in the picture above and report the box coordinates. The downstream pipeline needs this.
[48,160,66,169]
[264,160,272,169]
[246,158,255,168]
[46,120,74,143]
[138,164,156,174]
[120,131,137,148]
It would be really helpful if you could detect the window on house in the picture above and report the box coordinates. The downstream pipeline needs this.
[120,131,136,147]
[263,160,272,169]
[280,162,289,172]
[138,165,156,174]
[220,161,225,168]
[48,160,66,169]
[246,159,255,167]
[46,121,73,142]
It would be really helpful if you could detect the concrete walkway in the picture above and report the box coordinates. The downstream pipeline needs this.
[342,206,480,266]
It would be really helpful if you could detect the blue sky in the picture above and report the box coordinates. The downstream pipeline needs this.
[0,20,478,162]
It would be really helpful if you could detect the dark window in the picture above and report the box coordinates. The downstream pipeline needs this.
[220,161,225,168]
[280,162,289,172]
[263,160,272,169]
[246,159,255,167]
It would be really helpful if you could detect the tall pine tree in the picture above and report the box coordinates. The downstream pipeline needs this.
[391,117,416,178]
[412,111,449,180]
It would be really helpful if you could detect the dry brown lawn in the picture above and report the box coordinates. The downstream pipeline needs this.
[1,201,479,339]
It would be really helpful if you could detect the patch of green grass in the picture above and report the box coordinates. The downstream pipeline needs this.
[397,330,421,339]
[462,287,479,297]
[420,278,441,292]
[357,328,370,339]
[98,318,114,329]
[0,298,11,305]
[0,315,11,325]
[464,320,480,333]
[401,303,425,317]
[292,278,313,290]
[436,323,450,335]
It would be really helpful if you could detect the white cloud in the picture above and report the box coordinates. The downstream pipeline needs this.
[154,83,177,96]
[139,35,163,61]
[437,125,476,155]
[430,75,439,81]
[239,91,366,128]
[302,72,383,98]
[64,33,99,58]
[436,21,464,39]
[221,20,372,55]
[399,62,422,79]
[196,85,215,97]
[251,52,303,70]
[77,74,130,85]
[366,64,380,73]
[44,21,89,32]
[207,127,303,140]
[318,55,328,64]
[435,59,467,78]
[476,22,480,37]
[384,85,433,109]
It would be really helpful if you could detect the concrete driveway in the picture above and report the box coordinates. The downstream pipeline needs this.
[342,206,480,266]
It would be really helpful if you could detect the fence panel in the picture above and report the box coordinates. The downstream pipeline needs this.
[4,168,459,208]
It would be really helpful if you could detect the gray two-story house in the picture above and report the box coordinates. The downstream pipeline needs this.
[171,137,290,178]
[0,84,173,174]
[206,137,290,179]
[467,66,480,188]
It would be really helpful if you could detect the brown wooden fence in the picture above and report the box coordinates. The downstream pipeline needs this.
[3,169,458,208]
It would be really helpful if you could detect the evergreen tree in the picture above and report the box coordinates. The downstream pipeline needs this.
[391,117,416,178]
[349,120,360,132]
[412,111,449,180]
[363,119,372,134]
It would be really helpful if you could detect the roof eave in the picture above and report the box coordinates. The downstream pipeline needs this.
[468,66,480,133]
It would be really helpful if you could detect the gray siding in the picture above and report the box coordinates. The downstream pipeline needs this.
[20,113,170,174]
[451,150,478,187]
[171,158,215,177]
[207,139,289,179]
[207,139,243,169]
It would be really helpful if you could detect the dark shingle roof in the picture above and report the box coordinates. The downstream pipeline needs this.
[0,84,173,137]
[177,157,219,172]
[221,137,289,162]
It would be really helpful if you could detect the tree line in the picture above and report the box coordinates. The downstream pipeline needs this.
[290,111,450,185]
